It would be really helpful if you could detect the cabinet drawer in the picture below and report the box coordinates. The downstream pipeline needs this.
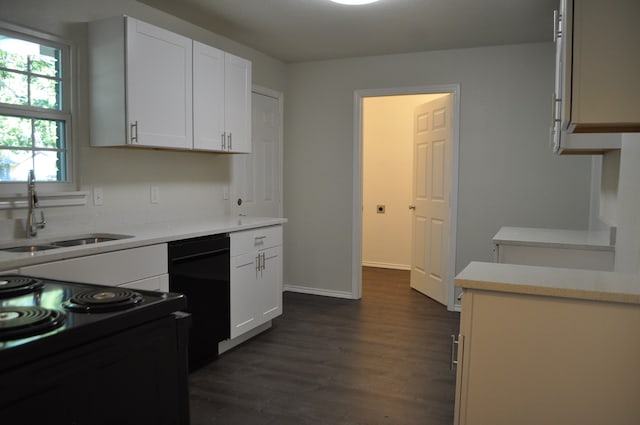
[20,244,168,286]
[231,225,282,256]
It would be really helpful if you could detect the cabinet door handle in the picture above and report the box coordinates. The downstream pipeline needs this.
[551,93,561,124]
[130,121,138,143]
[221,133,226,150]
[261,252,266,271]
[408,205,416,210]
[228,132,233,151]
[450,334,460,370]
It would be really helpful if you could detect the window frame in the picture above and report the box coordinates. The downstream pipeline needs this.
[0,21,75,193]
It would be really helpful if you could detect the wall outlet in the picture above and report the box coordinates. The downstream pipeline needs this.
[93,187,103,206]
[150,186,160,204]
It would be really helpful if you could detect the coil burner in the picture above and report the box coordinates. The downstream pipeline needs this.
[63,288,144,313]
[0,306,65,340]
[0,277,44,299]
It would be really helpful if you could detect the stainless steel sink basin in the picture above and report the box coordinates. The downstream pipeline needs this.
[2,244,59,253]
[50,234,133,247]
[0,233,134,253]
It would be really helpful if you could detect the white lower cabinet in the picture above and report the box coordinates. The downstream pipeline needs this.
[230,226,282,339]
[492,227,614,271]
[19,244,169,291]
[454,288,640,425]
[119,274,169,292]
[495,243,614,271]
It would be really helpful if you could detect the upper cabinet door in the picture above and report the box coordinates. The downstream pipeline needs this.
[551,0,627,154]
[193,41,225,151]
[562,0,640,134]
[225,53,252,153]
[126,18,193,149]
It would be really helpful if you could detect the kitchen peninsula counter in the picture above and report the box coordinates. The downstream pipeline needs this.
[456,261,640,305]
[454,261,640,425]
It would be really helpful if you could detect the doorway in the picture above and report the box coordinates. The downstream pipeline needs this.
[353,85,460,311]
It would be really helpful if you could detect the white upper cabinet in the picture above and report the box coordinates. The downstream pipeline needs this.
[223,53,252,153]
[193,42,252,153]
[551,0,640,154]
[89,16,251,153]
[89,16,193,149]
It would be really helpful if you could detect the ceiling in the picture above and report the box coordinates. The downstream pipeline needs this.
[138,0,558,63]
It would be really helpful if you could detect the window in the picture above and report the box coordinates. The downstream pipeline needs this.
[0,26,71,185]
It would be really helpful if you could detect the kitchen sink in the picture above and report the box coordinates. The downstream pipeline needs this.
[0,233,134,253]
[50,234,133,247]
[2,245,59,253]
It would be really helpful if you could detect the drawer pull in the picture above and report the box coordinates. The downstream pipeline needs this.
[450,334,459,370]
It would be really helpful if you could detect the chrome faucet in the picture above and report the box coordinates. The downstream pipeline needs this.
[26,170,46,238]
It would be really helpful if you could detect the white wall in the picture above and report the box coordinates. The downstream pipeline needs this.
[362,94,443,270]
[613,134,640,272]
[0,0,287,238]
[284,43,593,296]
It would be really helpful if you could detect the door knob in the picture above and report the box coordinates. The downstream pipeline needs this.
[408,205,416,210]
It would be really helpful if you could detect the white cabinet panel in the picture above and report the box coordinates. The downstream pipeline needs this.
[120,274,169,292]
[496,244,614,271]
[193,42,225,151]
[90,16,251,153]
[19,244,168,287]
[224,53,252,153]
[230,251,259,338]
[551,0,640,154]
[193,42,251,153]
[126,18,192,149]
[229,225,282,339]
[454,289,640,425]
[89,16,192,149]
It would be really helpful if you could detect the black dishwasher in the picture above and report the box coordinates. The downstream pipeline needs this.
[168,234,230,371]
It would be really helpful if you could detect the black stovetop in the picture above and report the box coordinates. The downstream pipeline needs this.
[0,275,186,372]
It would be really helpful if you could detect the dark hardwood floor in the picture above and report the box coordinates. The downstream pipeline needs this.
[189,267,460,425]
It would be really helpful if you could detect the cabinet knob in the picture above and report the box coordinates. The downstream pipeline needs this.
[408,205,416,210]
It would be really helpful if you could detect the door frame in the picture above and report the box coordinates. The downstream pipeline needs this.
[352,84,461,311]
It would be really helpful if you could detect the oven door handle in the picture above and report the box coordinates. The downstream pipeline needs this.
[171,248,229,263]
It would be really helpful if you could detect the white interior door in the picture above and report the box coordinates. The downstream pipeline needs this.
[410,95,453,306]
[231,88,283,217]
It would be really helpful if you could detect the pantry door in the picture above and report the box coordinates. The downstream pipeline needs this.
[410,95,453,306]
[231,87,283,218]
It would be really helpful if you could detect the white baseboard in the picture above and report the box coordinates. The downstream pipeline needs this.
[361,261,410,271]
[218,321,272,354]
[284,284,355,299]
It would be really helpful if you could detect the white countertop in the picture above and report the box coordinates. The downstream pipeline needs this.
[0,216,286,271]
[456,261,640,305]
[492,226,614,251]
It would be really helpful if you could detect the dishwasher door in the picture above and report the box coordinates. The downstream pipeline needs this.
[168,234,230,371]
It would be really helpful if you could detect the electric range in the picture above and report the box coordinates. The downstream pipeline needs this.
[0,275,190,424]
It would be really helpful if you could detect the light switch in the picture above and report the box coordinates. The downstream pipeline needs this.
[93,187,103,206]
[150,186,160,204]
